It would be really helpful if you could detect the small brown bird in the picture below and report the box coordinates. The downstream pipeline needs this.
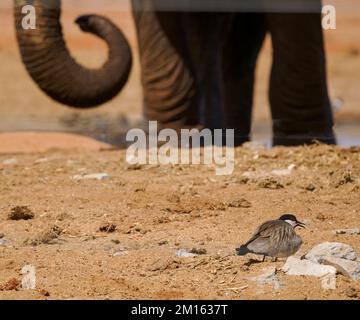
[236,214,305,261]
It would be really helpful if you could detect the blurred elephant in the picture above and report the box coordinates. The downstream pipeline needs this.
[14,0,336,145]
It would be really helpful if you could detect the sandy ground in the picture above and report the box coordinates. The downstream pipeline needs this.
[0,1,359,300]
[0,144,359,300]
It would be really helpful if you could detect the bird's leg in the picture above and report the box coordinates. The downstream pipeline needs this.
[262,255,266,262]
[271,257,278,262]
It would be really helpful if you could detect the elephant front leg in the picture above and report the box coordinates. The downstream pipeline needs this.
[132,1,200,131]
[267,10,336,146]
[221,13,267,146]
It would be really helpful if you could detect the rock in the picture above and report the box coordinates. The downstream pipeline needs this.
[175,249,197,258]
[0,238,8,246]
[0,233,4,239]
[271,164,296,177]
[305,242,357,263]
[8,206,34,220]
[332,97,344,111]
[2,158,17,165]
[189,248,207,255]
[72,173,110,181]
[319,256,360,281]
[321,273,337,290]
[282,256,337,277]
[113,251,128,257]
[250,267,284,290]
[332,228,360,236]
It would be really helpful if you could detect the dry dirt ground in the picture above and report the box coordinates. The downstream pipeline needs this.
[0,1,359,300]
[0,144,359,300]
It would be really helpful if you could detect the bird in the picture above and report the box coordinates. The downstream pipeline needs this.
[236,214,305,262]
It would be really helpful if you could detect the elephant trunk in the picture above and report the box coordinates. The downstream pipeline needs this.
[14,0,132,108]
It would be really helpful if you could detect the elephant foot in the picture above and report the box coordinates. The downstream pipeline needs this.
[273,131,336,147]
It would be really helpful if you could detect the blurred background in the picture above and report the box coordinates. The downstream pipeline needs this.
[0,0,359,148]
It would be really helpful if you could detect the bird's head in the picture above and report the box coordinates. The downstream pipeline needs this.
[279,214,305,229]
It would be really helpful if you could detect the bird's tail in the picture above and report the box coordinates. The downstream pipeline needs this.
[236,245,249,256]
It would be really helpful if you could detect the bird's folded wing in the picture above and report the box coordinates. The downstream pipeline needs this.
[244,220,281,246]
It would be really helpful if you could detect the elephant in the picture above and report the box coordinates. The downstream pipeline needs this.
[14,0,336,146]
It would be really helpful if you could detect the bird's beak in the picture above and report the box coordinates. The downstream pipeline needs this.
[296,221,306,229]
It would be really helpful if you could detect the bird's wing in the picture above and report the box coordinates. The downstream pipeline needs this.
[244,220,292,246]
[268,222,296,247]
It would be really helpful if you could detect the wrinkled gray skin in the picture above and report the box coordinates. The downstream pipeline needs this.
[14,0,336,146]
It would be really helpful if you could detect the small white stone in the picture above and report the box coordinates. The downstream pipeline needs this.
[72,173,110,181]
[331,97,344,111]
[271,164,296,176]
[113,251,128,257]
[282,256,337,277]
[175,249,197,258]
[305,242,357,263]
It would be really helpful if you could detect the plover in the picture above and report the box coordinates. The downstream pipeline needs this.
[236,214,305,261]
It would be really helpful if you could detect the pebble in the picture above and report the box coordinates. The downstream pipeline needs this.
[113,251,128,257]
[72,173,110,181]
[271,164,296,177]
[175,249,197,258]
[305,242,357,263]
